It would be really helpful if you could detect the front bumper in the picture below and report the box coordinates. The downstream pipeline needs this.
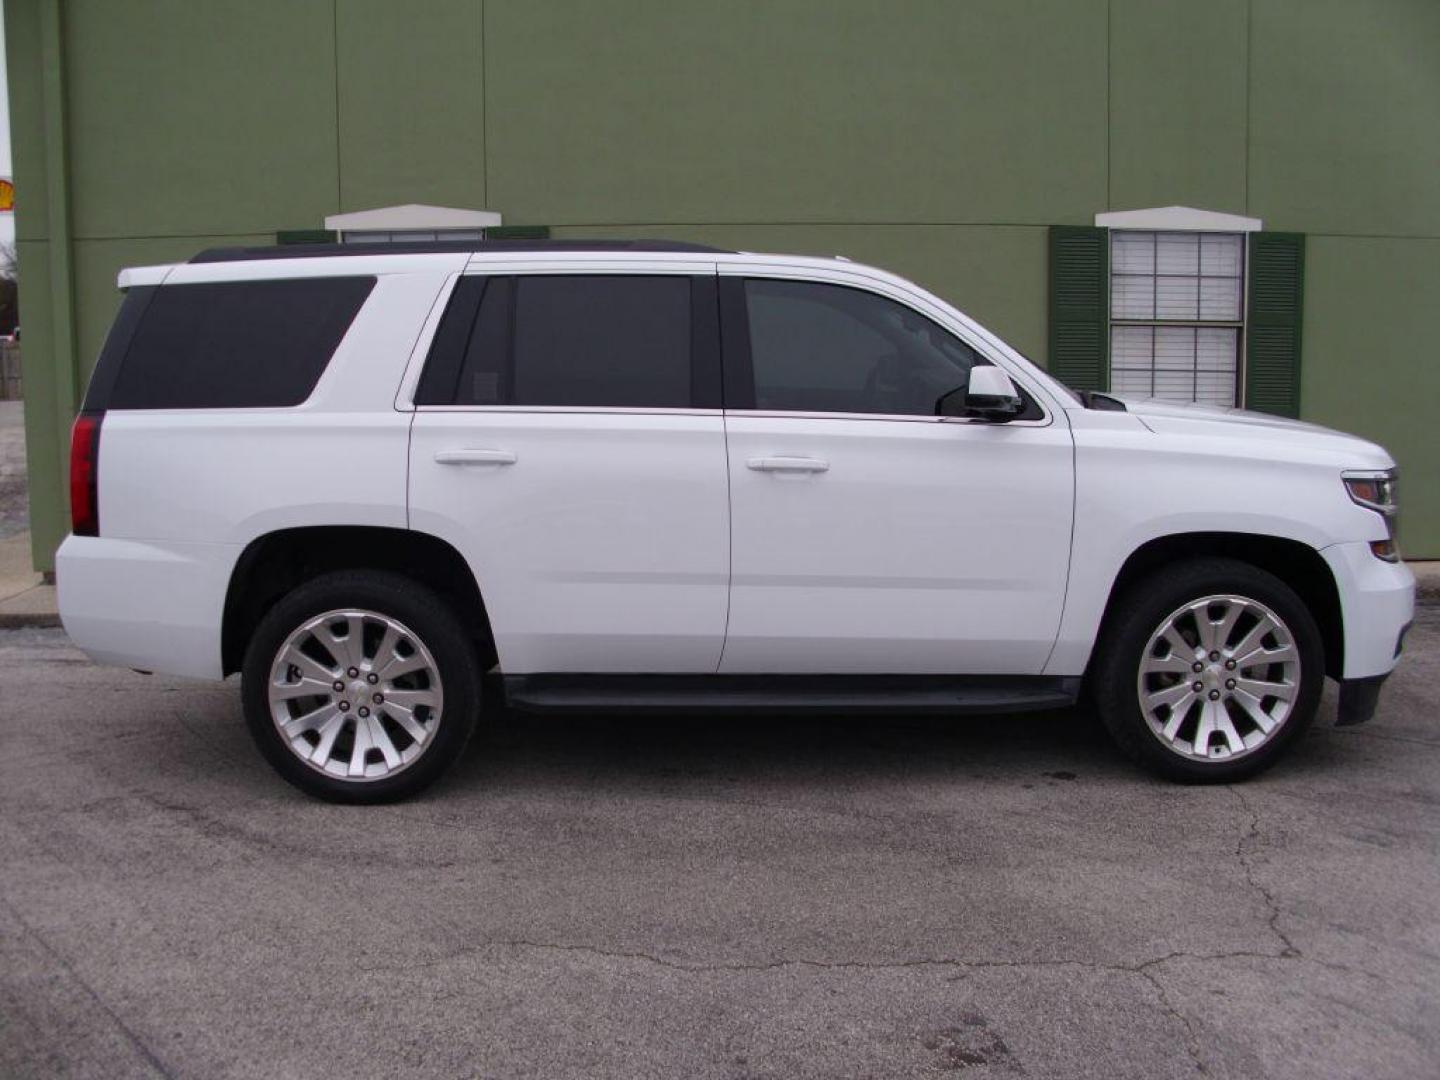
[1321,541,1416,680]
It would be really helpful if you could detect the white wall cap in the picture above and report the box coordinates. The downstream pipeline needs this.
[324,204,504,231]
[1094,206,1263,232]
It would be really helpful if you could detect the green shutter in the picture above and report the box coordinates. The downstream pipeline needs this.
[276,229,337,245]
[1245,232,1305,417]
[1048,225,1109,391]
[486,225,551,240]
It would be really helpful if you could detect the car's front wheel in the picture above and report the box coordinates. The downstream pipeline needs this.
[241,570,480,802]
[1093,558,1324,782]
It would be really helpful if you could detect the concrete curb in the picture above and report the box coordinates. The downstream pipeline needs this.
[0,611,61,629]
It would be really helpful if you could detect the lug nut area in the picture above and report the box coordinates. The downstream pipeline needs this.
[367,673,379,684]
[338,701,350,711]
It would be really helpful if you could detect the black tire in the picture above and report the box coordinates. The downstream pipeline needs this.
[1092,557,1324,783]
[241,570,481,803]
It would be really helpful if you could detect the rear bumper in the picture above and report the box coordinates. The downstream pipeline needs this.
[1321,541,1415,680]
[56,535,237,679]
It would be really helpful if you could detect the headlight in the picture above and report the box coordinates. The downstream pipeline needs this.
[1343,470,1399,561]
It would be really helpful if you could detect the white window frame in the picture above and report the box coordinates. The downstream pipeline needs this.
[1095,207,1262,407]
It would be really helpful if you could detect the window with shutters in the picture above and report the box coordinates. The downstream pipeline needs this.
[1108,231,1245,406]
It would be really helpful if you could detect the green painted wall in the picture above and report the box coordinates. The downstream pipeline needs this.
[6,0,1440,566]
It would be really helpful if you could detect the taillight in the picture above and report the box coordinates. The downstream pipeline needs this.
[69,412,103,537]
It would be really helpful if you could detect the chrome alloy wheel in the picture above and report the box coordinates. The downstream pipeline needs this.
[267,609,444,782]
[1136,594,1300,763]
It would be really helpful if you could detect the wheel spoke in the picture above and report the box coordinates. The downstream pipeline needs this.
[310,712,346,763]
[348,713,373,777]
[1228,616,1277,664]
[378,653,429,680]
[1193,604,1222,652]
[1191,701,1218,754]
[271,676,334,702]
[1211,602,1244,652]
[365,716,402,769]
[1235,676,1295,702]
[382,688,439,711]
[1214,709,1245,755]
[1231,687,1277,734]
[372,623,402,672]
[384,703,430,745]
[1161,694,1196,739]
[278,644,339,683]
[1143,653,1195,676]
[1235,642,1296,668]
[1160,626,1194,662]
[282,701,338,739]
[1146,681,1198,710]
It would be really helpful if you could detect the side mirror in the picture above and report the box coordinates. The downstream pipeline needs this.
[937,366,1023,422]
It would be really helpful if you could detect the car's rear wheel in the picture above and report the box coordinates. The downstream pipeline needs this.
[1093,558,1324,782]
[241,570,480,802]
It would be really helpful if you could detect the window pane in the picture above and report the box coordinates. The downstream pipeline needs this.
[1111,231,1155,274]
[1155,232,1200,274]
[1155,275,1199,320]
[1111,274,1154,320]
[110,277,374,409]
[1200,233,1243,276]
[744,279,978,416]
[1199,276,1241,321]
[512,276,691,408]
[1108,323,1238,405]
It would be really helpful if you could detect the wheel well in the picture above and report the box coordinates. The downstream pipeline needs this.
[1099,533,1344,679]
[221,526,495,676]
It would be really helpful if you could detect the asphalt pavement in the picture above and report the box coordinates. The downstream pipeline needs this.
[1,610,1438,1079]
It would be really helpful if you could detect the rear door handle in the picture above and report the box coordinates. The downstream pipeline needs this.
[746,456,829,473]
[433,449,517,466]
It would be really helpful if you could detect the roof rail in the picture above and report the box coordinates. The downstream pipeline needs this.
[190,239,731,263]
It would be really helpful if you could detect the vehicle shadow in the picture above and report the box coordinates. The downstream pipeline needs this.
[434,701,1133,797]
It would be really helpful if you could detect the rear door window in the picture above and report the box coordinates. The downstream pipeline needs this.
[106,277,374,409]
[417,274,699,410]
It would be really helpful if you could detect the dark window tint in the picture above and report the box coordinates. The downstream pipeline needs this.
[744,279,980,416]
[107,277,374,409]
[414,276,484,406]
[454,277,513,405]
[512,276,690,408]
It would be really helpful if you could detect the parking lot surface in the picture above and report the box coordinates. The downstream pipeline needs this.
[2,609,1438,1079]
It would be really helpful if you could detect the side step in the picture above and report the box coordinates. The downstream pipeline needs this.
[502,674,1082,716]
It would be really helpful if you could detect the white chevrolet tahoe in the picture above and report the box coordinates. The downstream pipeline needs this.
[56,240,1414,801]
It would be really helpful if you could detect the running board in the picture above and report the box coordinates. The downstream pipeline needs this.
[501,674,1082,716]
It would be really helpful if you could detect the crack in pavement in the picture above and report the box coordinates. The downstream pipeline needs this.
[1228,785,1300,959]
[0,892,176,1080]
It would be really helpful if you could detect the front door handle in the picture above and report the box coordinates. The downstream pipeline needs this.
[746,456,829,473]
[434,449,517,466]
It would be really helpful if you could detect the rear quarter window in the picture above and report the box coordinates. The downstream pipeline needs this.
[103,277,375,409]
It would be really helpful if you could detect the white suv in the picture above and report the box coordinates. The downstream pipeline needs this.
[56,240,1414,801]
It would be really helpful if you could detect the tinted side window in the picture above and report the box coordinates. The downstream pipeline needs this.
[108,277,374,409]
[512,276,690,408]
[743,279,979,416]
